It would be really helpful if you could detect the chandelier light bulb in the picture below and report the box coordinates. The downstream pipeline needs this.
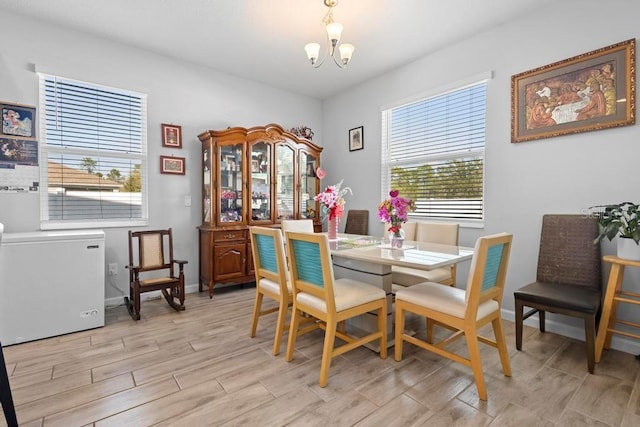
[304,43,321,64]
[325,22,343,45]
[339,43,354,65]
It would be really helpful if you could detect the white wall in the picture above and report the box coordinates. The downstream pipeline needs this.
[321,0,640,352]
[0,11,322,301]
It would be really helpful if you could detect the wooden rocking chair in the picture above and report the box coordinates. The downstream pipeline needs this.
[126,228,188,320]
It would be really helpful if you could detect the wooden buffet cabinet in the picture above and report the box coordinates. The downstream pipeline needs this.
[197,124,323,297]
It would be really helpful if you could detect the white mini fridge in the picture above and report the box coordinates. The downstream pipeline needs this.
[0,226,105,345]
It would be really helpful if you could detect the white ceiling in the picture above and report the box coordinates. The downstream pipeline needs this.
[0,0,555,99]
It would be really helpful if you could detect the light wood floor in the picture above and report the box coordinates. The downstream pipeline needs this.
[2,285,639,426]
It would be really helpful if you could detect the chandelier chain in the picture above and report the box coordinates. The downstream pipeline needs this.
[322,7,335,27]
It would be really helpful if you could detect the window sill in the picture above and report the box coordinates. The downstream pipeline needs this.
[40,219,148,230]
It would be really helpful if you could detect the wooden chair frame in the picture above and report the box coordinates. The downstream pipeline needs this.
[284,231,387,387]
[395,233,513,401]
[249,226,292,356]
[126,228,187,320]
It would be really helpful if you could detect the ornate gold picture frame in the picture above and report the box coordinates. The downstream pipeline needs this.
[511,39,635,143]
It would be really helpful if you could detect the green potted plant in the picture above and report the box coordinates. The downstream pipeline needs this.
[591,202,640,260]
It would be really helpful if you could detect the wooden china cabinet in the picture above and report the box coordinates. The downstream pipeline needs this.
[197,123,323,297]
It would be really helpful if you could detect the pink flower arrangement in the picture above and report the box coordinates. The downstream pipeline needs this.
[314,174,352,220]
[378,190,416,237]
[221,189,236,199]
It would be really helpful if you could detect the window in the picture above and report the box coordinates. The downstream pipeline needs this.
[381,75,489,223]
[38,74,148,229]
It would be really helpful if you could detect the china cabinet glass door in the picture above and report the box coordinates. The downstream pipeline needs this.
[203,146,211,223]
[276,144,294,221]
[218,142,244,225]
[249,141,271,222]
[299,151,319,220]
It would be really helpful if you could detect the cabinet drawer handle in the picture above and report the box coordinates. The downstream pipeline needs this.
[225,233,235,239]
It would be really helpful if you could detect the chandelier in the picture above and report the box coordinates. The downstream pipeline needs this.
[304,0,354,68]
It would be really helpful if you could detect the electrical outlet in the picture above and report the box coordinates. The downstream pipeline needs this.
[108,263,118,276]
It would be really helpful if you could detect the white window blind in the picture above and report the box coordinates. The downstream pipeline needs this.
[381,79,487,222]
[38,74,148,229]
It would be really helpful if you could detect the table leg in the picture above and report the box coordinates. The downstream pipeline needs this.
[595,263,624,363]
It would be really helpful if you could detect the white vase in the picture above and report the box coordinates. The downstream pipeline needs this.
[617,237,640,261]
[389,228,405,249]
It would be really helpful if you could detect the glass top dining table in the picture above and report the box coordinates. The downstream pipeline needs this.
[329,233,475,271]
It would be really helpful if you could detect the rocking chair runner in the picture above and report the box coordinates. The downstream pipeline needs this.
[126,228,188,320]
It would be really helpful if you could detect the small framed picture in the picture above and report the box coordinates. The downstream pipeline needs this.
[1,102,36,139]
[161,124,182,148]
[160,155,185,175]
[349,126,364,152]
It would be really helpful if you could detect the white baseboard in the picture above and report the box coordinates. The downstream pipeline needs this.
[104,283,201,308]
[501,308,640,356]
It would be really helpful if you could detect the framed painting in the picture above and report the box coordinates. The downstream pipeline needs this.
[1,103,36,139]
[0,138,38,166]
[161,123,182,148]
[160,155,185,175]
[511,39,635,143]
[349,126,364,151]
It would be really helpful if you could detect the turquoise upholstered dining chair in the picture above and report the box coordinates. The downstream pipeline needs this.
[249,226,292,356]
[284,231,387,387]
[394,232,513,401]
